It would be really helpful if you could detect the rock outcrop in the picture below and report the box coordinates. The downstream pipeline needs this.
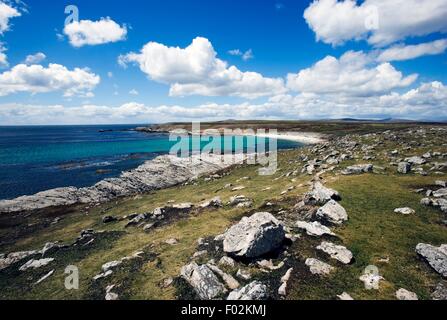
[227,281,268,300]
[342,164,373,175]
[316,242,353,264]
[223,212,285,258]
[316,200,348,225]
[0,154,244,214]
[296,221,335,237]
[416,243,447,277]
[180,262,226,299]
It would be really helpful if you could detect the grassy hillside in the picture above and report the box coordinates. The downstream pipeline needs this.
[1,124,446,300]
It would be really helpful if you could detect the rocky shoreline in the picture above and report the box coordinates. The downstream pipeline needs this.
[0,154,248,214]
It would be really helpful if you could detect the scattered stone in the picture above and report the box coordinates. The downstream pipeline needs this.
[199,197,223,208]
[432,282,447,300]
[207,264,240,290]
[40,242,60,257]
[394,207,416,215]
[93,270,113,281]
[143,222,156,231]
[0,250,38,271]
[397,162,412,174]
[102,216,117,223]
[396,288,418,300]
[236,269,252,281]
[227,281,268,300]
[180,262,226,299]
[125,213,147,227]
[316,200,348,225]
[306,181,341,205]
[405,156,426,165]
[231,186,246,192]
[192,250,207,259]
[35,269,54,285]
[223,212,285,258]
[172,202,193,210]
[105,285,119,301]
[415,243,447,277]
[433,188,447,198]
[161,277,173,288]
[435,180,447,187]
[305,258,334,275]
[342,164,373,175]
[102,260,123,272]
[257,259,284,270]
[19,258,54,271]
[337,292,354,300]
[316,242,353,264]
[219,256,236,268]
[278,282,287,296]
[296,221,335,237]
[228,195,253,208]
[165,238,178,245]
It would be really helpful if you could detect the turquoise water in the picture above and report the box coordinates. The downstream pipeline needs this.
[0,125,303,200]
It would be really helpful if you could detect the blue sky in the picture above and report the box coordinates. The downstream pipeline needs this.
[0,0,446,124]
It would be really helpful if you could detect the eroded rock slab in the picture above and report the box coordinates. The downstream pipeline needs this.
[227,281,268,300]
[296,221,335,237]
[305,258,334,275]
[316,242,353,264]
[180,262,226,300]
[416,243,447,277]
[316,200,348,225]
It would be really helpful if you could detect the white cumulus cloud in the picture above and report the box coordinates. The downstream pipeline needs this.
[0,63,100,97]
[24,52,46,65]
[0,1,20,34]
[0,43,7,67]
[119,37,285,99]
[304,0,447,46]
[377,39,447,62]
[2,81,446,125]
[63,17,127,47]
[287,50,418,96]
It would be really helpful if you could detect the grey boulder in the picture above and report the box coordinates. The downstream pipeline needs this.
[316,200,348,225]
[223,212,285,258]
[227,281,268,300]
[416,243,447,277]
[180,262,226,299]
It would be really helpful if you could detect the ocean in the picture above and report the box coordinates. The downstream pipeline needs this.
[0,125,303,200]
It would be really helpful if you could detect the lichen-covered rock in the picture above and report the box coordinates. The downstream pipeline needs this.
[316,242,353,264]
[305,258,334,275]
[296,221,335,237]
[432,282,447,300]
[223,212,285,258]
[396,288,418,300]
[416,243,447,277]
[342,164,373,175]
[227,281,268,300]
[180,262,226,300]
[397,162,412,174]
[0,251,38,271]
[19,258,54,271]
[316,200,348,225]
[305,181,341,205]
[405,156,426,165]
[394,207,416,215]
